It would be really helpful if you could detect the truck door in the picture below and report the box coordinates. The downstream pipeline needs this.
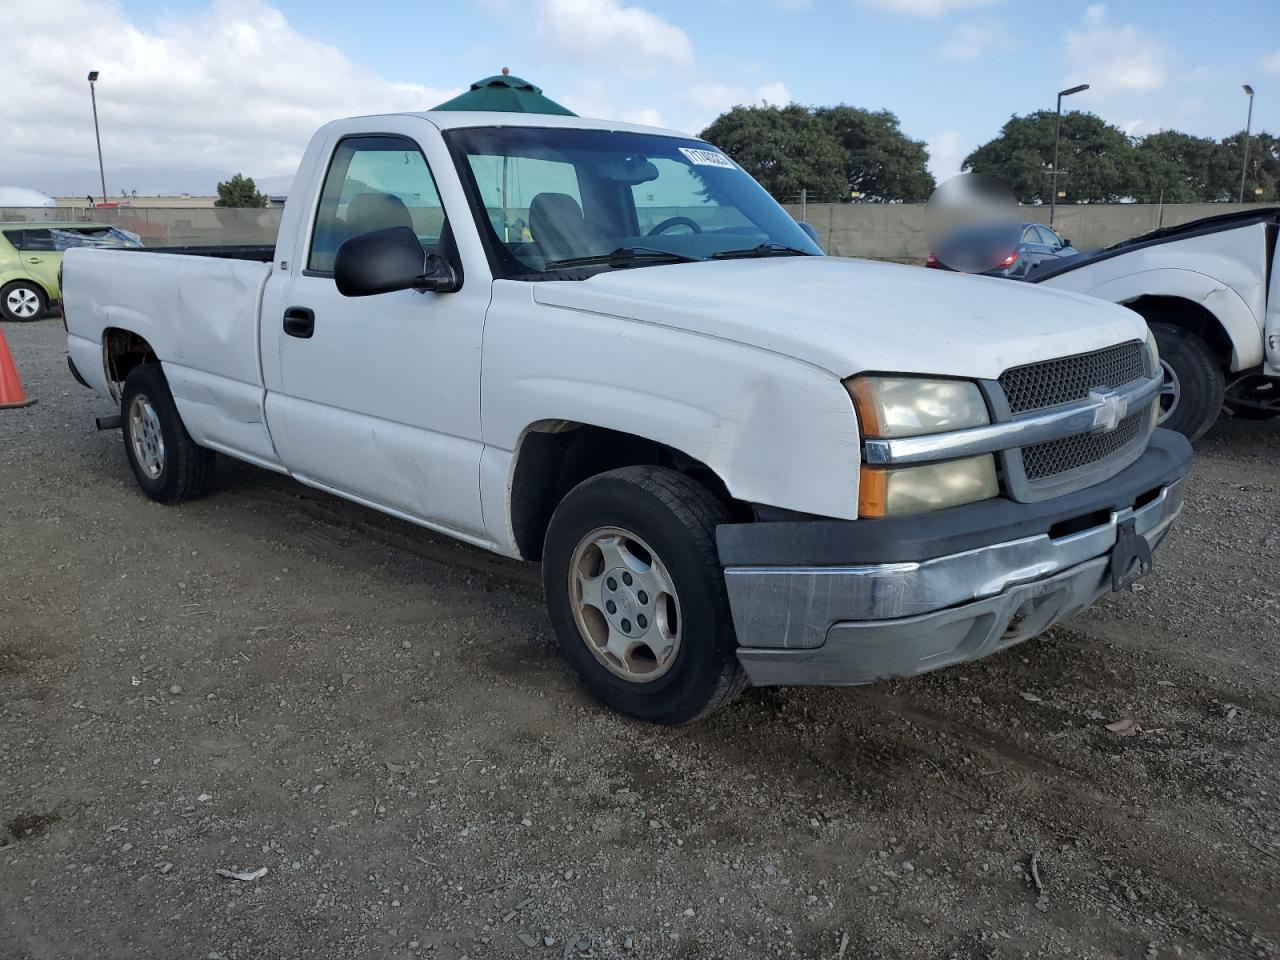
[1267,224,1280,376]
[259,131,489,542]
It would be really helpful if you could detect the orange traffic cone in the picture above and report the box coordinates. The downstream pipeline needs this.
[0,327,36,409]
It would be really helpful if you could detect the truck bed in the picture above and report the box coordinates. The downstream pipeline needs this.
[128,244,275,262]
[63,244,277,465]
[1027,207,1280,283]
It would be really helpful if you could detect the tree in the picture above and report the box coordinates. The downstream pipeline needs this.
[214,173,268,208]
[699,105,849,200]
[813,106,935,201]
[1217,130,1279,202]
[963,110,1139,204]
[1132,131,1223,202]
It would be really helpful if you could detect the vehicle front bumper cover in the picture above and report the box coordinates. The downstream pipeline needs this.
[718,430,1191,686]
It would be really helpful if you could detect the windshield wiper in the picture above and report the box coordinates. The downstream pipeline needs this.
[543,246,704,270]
[710,242,813,260]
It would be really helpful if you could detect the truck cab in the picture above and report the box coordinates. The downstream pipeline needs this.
[62,111,1192,724]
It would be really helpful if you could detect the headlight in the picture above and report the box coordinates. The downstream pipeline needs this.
[846,376,990,437]
[858,456,999,517]
[845,375,998,518]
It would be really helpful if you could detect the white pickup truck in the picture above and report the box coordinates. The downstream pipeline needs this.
[63,110,1192,724]
[1031,208,1280,440]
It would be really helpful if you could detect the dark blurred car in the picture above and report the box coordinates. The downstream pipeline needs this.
[926,221,1079,278]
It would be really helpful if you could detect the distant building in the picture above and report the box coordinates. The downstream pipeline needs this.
[0,186,57,207]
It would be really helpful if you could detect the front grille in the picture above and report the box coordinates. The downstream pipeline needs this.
[1000,341,1146,415]
[1020,411,1145,481]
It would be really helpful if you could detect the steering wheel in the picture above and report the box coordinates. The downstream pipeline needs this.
[646,216,702,237]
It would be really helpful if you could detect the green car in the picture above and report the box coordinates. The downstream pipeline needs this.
[0,221,141,321]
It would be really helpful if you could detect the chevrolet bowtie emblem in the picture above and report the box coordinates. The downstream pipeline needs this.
[1089,389,1129,433]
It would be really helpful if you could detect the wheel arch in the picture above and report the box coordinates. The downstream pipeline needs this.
[1124,295,1235,369]
[507,420,748,562]
[1083,268,1264,372]
[102,327,160,402]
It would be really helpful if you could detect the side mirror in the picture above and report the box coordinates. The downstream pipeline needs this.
[797,221,823,251]
[334,225,459,297]
[1059,237,1071,248]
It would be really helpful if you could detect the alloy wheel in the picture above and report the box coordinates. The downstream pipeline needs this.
[567,527,682,683]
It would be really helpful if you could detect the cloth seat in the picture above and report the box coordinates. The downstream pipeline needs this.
[528,192,606,262]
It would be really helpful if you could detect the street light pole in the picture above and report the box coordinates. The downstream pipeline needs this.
[87,70,107,208]
[1050,83,1089,227]
[1239,84,1254,204]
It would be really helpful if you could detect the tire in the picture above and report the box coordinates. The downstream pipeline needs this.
[542,466,747,725]
[1,281,47,322]
[1150,322,1224,443]
[120,364,215,503]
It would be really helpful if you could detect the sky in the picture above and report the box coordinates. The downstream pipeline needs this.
[3,0,1278,197]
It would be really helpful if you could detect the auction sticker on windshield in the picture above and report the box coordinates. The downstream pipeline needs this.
[679,147,736,169]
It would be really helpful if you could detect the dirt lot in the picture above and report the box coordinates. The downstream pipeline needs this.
[2,316,1278,960]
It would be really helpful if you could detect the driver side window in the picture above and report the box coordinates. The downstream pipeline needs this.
[308,135,447,274]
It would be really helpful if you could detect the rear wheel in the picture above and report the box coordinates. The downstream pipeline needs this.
[1,281,46,322]
[1150,322,1224,442]
[121,364,215,503]
[542,466,746,725]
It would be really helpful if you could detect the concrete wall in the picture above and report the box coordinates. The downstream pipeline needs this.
[53,195,219,209]
[0,206,283,246]
[3,202,1270,259]
[784,202,1271,261]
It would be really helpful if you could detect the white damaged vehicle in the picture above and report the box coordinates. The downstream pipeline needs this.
[1031,208,1280,440]
[62,111,1192,723]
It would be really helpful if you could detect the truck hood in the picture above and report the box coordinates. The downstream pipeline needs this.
[530,256,1146,379]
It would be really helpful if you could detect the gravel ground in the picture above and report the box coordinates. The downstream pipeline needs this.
[2,316,1278,960]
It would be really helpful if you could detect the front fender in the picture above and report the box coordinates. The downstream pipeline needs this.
[480,287,863,534]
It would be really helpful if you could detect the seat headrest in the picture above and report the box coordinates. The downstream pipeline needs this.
[344,191,414,237]
[529,192,600,262]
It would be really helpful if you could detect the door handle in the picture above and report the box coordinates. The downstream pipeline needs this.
[26,258,41,264]
[283,306,315,339]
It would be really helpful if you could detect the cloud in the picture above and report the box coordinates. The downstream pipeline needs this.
[686,81,792,114]
[622,108,665,127]
[533,0,693,75]
[0,0,459,195]
[940,21,1014,62]
[860,0,1001,16]
[1064,4,1168,96]
[680,81,792,138]
[1263,49,1280,75]
[927,130,969,180]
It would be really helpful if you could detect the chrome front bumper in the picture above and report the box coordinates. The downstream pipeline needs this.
[724,475,1185,687]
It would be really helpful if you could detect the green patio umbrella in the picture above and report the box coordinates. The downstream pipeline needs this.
[432,70,576,116]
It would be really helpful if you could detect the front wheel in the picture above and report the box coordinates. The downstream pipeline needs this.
[542,466,746,725]
[1150,322,1224,442]
[121,364,215,503]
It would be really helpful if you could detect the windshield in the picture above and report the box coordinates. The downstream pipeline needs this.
[445,126,823,279]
